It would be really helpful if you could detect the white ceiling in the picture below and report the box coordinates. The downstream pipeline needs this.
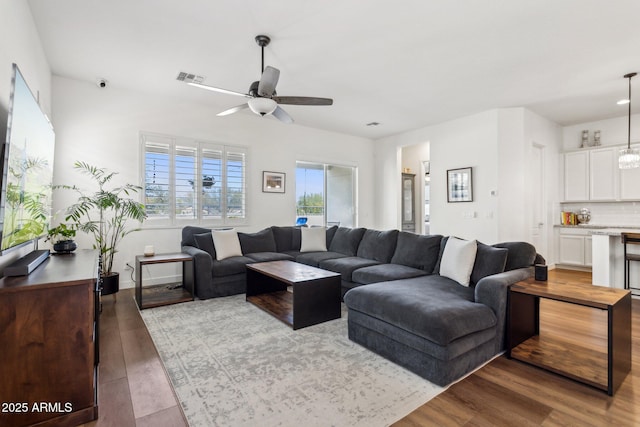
[27,0,640,139]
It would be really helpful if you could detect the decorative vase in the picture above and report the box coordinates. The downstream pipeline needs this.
[101,272,120,295]
[53,240,77,253]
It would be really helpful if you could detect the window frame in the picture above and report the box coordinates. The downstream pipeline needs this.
[139,132,248,228]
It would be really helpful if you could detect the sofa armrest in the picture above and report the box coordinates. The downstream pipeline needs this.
[182,245,213,298]
[474,266,533,352]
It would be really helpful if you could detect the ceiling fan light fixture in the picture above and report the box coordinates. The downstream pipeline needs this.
[248,97,277,116]
[619,72,639,169]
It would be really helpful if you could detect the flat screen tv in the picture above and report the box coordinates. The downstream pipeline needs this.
[0,64,55,254]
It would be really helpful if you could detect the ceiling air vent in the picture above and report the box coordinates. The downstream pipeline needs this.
[176,72,205,84]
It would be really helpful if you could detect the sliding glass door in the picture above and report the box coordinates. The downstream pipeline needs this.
[295,161,356,227]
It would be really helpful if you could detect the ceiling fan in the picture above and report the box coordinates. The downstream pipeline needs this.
[178,35,333,124]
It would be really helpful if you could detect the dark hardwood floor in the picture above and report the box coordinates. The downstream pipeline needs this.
[81,290,187,427]
[85,269,638,426]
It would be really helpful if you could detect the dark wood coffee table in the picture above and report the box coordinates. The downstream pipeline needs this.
[246,260,341,330]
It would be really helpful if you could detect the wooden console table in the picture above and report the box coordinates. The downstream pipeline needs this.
[508,278,631,396]
[135,253,194,309]
[0,250,99,426]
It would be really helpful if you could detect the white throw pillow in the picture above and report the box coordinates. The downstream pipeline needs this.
[439,237,478,286]
[300,226,327,252]
[211,229,243,260]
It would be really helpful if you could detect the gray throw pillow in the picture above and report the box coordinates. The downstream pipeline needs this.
[238,228,277,254]
[391,232,442,271]
[470,242,508,285]
[193,232,216,259]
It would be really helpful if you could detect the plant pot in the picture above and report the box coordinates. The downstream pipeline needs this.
[101,272,119,296]
[52,240,77,253]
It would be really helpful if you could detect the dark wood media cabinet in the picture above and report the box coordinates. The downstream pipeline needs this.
[0,250,100,426]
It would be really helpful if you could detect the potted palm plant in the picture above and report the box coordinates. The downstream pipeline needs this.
[58,161,147,295]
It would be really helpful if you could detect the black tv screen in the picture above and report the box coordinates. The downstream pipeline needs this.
[0,64,55,253]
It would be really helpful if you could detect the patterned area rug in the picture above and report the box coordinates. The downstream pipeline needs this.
[141,295,443,427]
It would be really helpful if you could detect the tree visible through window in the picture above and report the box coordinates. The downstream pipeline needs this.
[141,133,247,226]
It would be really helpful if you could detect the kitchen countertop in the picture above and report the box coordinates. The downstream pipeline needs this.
[555,224,640,231]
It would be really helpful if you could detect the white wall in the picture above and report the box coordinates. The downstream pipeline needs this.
[375,110,501,243]
[562,113,640,151]
[523,109,563,263]
[0,0,52,273]
[51,76,375,287]
[374,108,562,251]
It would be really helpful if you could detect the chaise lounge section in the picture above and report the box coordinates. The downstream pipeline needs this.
[343,239,537,386]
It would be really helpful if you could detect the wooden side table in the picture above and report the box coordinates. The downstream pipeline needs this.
[135,253,194,309]
[508,278,631,396]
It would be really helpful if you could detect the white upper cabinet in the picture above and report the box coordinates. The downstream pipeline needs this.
[589,147,618,201]
[564,145,639,201]
[564,151,589,201]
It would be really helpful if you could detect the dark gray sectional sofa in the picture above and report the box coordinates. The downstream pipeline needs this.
[181,225,539,386]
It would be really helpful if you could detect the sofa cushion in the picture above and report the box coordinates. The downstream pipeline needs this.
[351,263,428,285]
[344,277,496,346]
[295,251,346,268]
[211,256,255,276]
[238,228,277,254]
[470,243,508,285]
[271,226,300,252]
[181,225,212,247]
[439,237,477,286]
[319,257,380,281]
[300,226,328,252]
[245,252,295,263]
[493,242,537,271]
[390,232,442,271]
[212,229,243,260]
[356,229,399,263]
[193,232,216,259]
[329,227,366,256]
[326,225,339,247]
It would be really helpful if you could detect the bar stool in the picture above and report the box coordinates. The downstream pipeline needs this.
[621,232,640,295]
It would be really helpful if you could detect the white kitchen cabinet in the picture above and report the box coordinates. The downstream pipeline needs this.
[564,145,640,202]
[589,147,618,201]
[620,144,640,200]
[564,151,589,201]
[558,228,592,267]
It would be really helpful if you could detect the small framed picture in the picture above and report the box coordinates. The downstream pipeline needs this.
[262,171,285,193]
[447,167,473,202]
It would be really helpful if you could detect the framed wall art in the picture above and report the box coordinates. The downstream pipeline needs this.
[447,167,473,202]
[262,171,286,193]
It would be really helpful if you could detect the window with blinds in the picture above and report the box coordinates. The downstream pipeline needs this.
[141,133,247,226]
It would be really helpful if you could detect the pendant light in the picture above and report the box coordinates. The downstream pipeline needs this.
[619,72,640,169]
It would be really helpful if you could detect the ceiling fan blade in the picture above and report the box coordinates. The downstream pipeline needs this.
[258,66,280,97]
[272,106,294,124]
[272,96,333,106]
[217,103,249,116]
[187,82,251,98]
